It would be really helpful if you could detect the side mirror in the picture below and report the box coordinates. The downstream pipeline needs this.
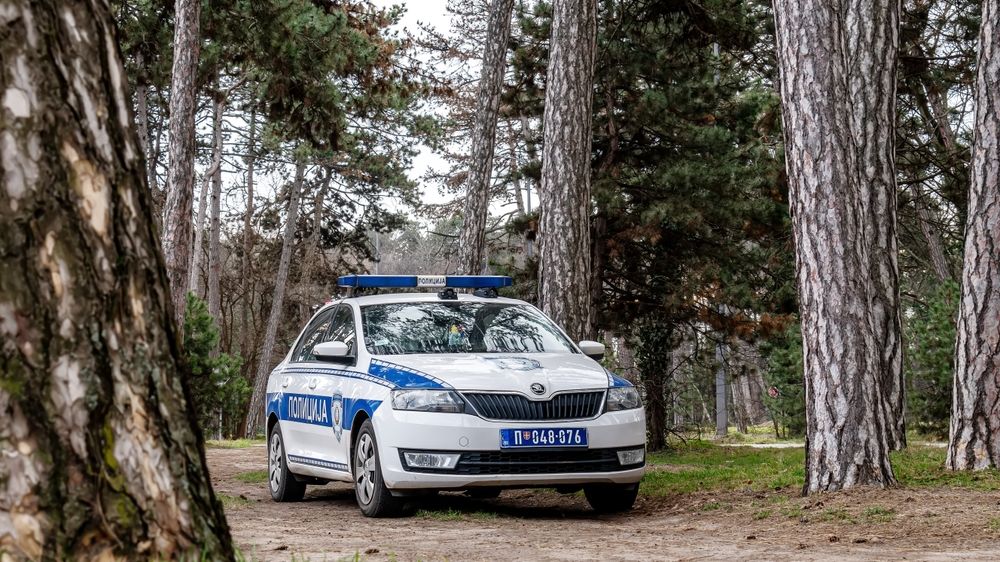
[578,340,605,361]
[314,341,352,363]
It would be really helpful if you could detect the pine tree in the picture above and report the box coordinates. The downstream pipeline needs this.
[774,0,903,491]
[947,0,1000,471]
[0,0,232,556]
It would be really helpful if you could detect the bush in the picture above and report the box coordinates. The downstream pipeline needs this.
[185,293,249,439]
[906,281,959,438]
[760,323,805,437]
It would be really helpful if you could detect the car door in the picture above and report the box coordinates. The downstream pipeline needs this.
[279,308,336,463]
[315,304,359,470]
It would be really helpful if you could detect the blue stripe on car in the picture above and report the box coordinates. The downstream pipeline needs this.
[344,398,383,429]
[606,369,633,388]
[267,391,384,429]
[368,359,452,389]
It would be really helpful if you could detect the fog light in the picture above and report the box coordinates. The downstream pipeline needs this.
[617,448,645,466]
[403,452,461,470]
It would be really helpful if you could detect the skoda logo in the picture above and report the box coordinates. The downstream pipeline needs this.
[530,383,545,395]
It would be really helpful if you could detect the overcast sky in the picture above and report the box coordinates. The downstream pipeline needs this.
[372,0,453,206]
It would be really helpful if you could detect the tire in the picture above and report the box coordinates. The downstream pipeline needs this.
[268,424,306,502]
[353,420,403,517]
[584,483,639,513]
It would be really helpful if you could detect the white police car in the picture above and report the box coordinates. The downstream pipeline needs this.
[265,275,646,517]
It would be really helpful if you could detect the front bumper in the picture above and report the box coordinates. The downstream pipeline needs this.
[374,406,646,489]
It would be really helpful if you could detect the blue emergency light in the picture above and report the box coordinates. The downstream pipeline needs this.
[337,275,513,289]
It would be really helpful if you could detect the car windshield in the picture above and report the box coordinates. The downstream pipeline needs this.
[361,301,577,355]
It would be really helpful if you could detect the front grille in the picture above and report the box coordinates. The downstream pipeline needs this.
[462,391,605,421]
[400,448,644,475]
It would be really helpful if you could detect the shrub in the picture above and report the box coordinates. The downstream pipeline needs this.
[185,293,249,439]
[906,281,959,438]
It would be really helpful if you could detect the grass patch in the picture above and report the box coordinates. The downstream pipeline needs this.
[751,509,772,520]
[415,508,464,521]
[235,470,268,484]
[206,438,264,449]
[643,442,1000,496]
[415,507,499,521]
[779,506,803,519]
[988,518,1000,532]
[820,508,855,523]
[700,501,725,511]
[218,493,254,510]
[891,447,1000,490]
[861,506,895,523]
[643,441,803,495]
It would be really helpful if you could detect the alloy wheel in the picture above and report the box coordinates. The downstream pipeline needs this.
[354,433,377,505]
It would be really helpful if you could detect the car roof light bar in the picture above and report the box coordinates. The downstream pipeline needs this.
[337,275,512,289]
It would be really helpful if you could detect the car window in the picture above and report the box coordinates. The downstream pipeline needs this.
[324,306,357,355]
[361,302,576,355]
[292,309,335,363]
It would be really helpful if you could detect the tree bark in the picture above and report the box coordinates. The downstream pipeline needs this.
[773,0,903,492]
[188,172,210,297]
[456,0,516,275]
[161,0,201,331]
[207,95,225,326]
[0,0,233,557]
[245,162,305,437]
[947,0,1000,471]
[537,0,597,342]
[715,338,728,438]
[241,108,257,363]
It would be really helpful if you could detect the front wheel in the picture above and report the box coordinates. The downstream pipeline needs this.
[584,483,639,513]
[353,420,403,517]
[268,424,306,502]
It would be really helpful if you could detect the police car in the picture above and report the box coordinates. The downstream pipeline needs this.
[265,275,646,517]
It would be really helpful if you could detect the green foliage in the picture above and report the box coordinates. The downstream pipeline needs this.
[906,281,959,438]
[760,323,805,437]
[507,0,795,342]
[184,294,248,438]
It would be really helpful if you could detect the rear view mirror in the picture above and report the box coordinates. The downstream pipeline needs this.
[578,340,605,361]
[314,341,351,363]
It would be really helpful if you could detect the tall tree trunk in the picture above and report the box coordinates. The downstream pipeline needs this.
[245,162,305,437]
[188,173,210,296]
[241,108,257,363]
[947,0,1000,471]
[456,0,516,275]
[207,95,225,326]
[905,44,957,283]
[913,181,953,283]
[161,0,201,330]
[134,53,154,191]
[538,0,597,342]
[0,1,233,558]
[773,0,902,492]
[715,337,728,438]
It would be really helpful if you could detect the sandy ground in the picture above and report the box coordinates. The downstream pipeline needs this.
[209,445,1000,561]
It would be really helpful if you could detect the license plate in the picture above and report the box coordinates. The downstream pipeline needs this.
[500,428,588,448]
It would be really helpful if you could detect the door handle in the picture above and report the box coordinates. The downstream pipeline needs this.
[308,378,318,390]
[281,376,291,388]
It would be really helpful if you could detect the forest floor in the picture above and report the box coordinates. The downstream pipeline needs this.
[208,440,1000,561]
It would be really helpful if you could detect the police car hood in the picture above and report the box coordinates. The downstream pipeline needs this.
[372,353,610,398]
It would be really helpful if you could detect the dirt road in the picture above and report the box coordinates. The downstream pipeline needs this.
[209,445,1000,561]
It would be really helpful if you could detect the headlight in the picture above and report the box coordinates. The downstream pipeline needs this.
[391,389,466,413]
[605,387,641,411]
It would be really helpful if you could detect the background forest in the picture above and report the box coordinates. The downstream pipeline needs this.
[112,0,972,445]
